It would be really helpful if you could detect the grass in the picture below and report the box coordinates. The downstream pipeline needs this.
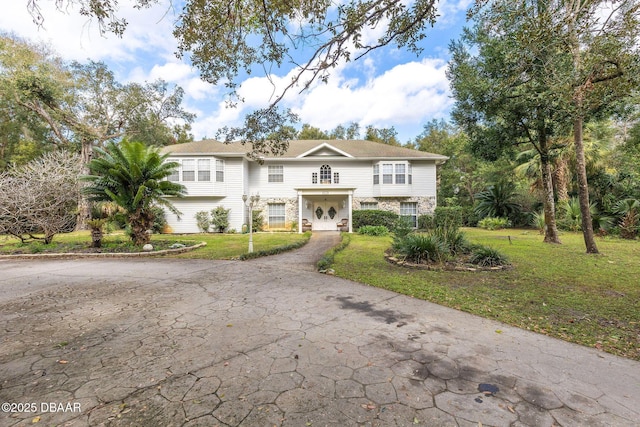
[0,231,309,259]
[330,228,640,360]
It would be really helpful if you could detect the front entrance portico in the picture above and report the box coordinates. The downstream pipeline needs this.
[296,188,354,233]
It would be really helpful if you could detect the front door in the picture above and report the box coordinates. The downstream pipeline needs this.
[313,201,339,230]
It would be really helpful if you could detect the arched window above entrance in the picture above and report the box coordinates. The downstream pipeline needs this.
[320,164,332,184]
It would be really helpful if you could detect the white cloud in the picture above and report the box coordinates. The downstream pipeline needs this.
[0,0,178,64]
[293,58,452,134]
[1,1,464,142]
[197,57,452,142]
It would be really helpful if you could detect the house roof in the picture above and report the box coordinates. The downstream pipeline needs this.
[161,139,448,162]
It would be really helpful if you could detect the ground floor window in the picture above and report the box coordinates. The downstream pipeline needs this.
[268,203,286,228]
[400,202,418,228]
[360,202,378,210]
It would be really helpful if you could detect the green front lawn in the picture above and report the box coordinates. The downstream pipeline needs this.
[0,231,309,259]
[331,228,640,360]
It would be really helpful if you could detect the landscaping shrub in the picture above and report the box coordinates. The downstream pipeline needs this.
[392,216,414,238]
[352,209,398,229]
[431,225,471,256]
[417,214,435,230]
[434,206,464,228]
[469,245,509,267]
[195,211,210,232]
[478,216,511,230]
[211,206,230,233]
[531,211,545,234]
[392,233,449,264]
[316,233,351,271]
[252,210,265,232]
[358,225,389,236]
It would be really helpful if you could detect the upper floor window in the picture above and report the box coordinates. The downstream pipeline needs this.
[268,165,284,183]
[168,159,179,182]
[216,159,225,182]
[320,164,332,184]
[312,172,318,184]
[198,159,211,181]
[382,163,393,184]
[395,164,406,184]
[182,159,195,181]
[166,158,218,182]
[373,161,411,185]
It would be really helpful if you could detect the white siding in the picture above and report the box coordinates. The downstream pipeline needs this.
[411,161,437,197]
[163,155,439,233]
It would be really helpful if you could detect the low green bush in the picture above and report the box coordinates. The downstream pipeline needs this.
[431,226,471,256]
[469,245,509,267]
[392,216,415,238]
[317,233,351,271]
[358,225,389,236]
[478,216,511,230]
[239,232,311,260]
[434,206,464,228]
[392,233,449,264]
[417,214,435,230]
[352,210,398,229]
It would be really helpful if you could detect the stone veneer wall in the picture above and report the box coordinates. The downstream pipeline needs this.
[353,197,437,215]
[252,196,437,230]
[252,197,299,230]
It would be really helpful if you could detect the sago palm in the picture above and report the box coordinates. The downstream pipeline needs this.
[83,140,185,245]
[474,181,521,220]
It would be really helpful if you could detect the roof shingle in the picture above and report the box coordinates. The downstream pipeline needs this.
[161,139,448,161]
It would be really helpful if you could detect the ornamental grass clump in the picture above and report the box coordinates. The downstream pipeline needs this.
[469,245,510,267]
[392,233,450,264]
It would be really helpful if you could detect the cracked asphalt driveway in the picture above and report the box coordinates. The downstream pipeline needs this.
[1,233,639,426]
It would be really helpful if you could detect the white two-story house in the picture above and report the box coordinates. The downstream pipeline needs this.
[161,139,447,233]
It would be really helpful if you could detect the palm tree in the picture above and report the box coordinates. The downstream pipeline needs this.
[474,181,521,220]
[613,198,640,239]
[83,140,185,245]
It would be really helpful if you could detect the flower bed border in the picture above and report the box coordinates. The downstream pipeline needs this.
[384,250,512,272]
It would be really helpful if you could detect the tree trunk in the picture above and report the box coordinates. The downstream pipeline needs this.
[553,156,570,202]
[539,134,561,244]
[75,140,93,231]
[573,117,599,254]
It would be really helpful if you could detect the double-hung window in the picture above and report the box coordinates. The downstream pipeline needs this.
[182,159,195,181]
[268,165,284,183]
[168,159,179,182]
[382,163,393,184]
[373,162,411,185]
[268,203,286,228]
[395,164,406,184]
[400,202,418,228]
[361,202,378,210]
[215,159,225,182]
[198,159,211,181]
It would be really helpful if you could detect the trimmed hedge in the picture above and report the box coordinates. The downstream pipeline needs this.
[239,232,311,260]
[317,233,351,271]
[352,210,398,230]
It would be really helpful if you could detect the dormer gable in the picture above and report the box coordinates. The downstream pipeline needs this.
[297,142,354,158]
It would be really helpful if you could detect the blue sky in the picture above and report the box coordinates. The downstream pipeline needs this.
[1,0,472,143]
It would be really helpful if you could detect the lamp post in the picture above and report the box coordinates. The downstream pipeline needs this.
[242,193,260,253]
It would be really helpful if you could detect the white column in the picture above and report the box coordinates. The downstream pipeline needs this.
[348,191,353,233]
[298,192,303,233]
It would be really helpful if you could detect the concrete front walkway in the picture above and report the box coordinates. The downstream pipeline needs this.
[0,234,639,426]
